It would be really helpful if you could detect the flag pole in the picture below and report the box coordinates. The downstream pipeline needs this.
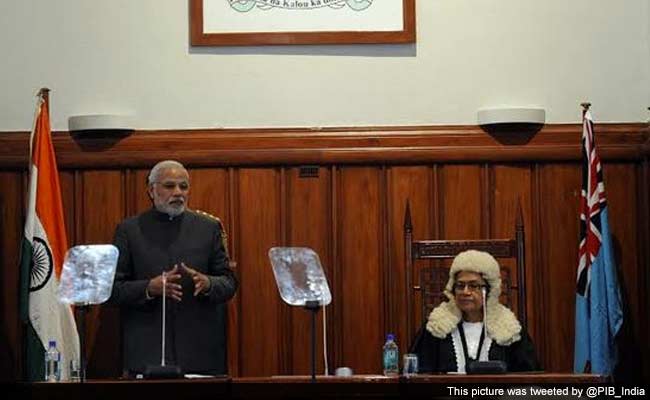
[580,102,591,113]
[20,88,51,381]
[29,89,50,162]
[40,86,86,381]
[574,101,624,375]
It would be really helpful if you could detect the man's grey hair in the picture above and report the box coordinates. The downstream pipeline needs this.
[147,160,188,185]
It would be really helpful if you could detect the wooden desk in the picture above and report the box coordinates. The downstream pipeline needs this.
[10,374,608,400]
[245,373,607,383]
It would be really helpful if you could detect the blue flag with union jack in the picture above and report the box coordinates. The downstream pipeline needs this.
[574,109,623,375]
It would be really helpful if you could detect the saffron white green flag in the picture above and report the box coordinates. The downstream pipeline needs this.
[19,89,79,381]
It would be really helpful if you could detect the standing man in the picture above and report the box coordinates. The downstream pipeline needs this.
[108,160,237,376]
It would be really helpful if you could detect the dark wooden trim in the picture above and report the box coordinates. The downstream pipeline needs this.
[73,170,82,245]
[226,165,238,383]
[331,166,343,371]
[380,167,392,337]
[403,200,413,343]
[1,123,647,169]
[482,164,491,238]
[531,163,545,356]
[430,165,439,240]
[278,167,290,375]
[514,202,527,330]
[325,166,334,374]
[124,169,134,219]
[639,159,650,378]
[189,0,415,46]
[224,167,239,377]
[75,171,85,242]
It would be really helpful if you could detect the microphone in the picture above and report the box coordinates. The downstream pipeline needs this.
[466,285,507,374]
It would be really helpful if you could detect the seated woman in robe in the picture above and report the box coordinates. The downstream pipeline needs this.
[409,249,541,373]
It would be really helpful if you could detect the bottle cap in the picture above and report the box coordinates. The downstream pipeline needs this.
[386,334,395,341]
[49,340,56,347]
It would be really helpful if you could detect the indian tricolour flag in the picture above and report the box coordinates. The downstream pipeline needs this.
[19,89,79,381]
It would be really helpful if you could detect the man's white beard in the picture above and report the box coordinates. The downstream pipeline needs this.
[156,202,185,218]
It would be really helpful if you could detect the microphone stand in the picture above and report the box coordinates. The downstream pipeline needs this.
[304,300,320,383]
[162,271,167,367]
[74,303,88,383]
[144,271,182,378]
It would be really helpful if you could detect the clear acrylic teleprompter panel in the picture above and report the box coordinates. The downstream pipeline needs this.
[268,247,332,307]
[58,245,119,305]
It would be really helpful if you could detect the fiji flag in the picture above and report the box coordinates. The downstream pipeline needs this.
[574,107,623,375]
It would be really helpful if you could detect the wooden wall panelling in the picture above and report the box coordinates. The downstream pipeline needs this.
[80,170,126,378]
[285,166,331,375]
[188,168,230,219]
[127,169,152,216]
[278,168,290,375]
[426,166,442,326]
[186,167,241,374]
[237,168,282,377]
[59,171,76,246]
[0,124,648,381]
[637,157,650,382]
[536,163,581,372]
[439,165,483,240]
[379,167,390,350]
[78,170,127,245]
[490,165,536,339]
[73,171,83,251]
[337,167,384,373]
[0,171,25,380]
[386,166,433,351]
[481,164,491,237]
[226,167,240,377]
[602,163,643,380]
[643,158,650,381]
[330,167,342,370]
[530,164,547,366]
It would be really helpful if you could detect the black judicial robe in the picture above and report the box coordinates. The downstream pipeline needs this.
[409,323,541,373]
[108,208,238,375]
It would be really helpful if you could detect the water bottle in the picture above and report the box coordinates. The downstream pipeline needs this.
[44,340,61,382]
[382,333,399,376]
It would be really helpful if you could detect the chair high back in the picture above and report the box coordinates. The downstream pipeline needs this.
[404,201,527,342]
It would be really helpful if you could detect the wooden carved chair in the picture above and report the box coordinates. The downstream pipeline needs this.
[404,201,527,343]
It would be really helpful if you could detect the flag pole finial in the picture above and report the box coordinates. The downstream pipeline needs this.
[37,88,50,102]
[580,102,591,111]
